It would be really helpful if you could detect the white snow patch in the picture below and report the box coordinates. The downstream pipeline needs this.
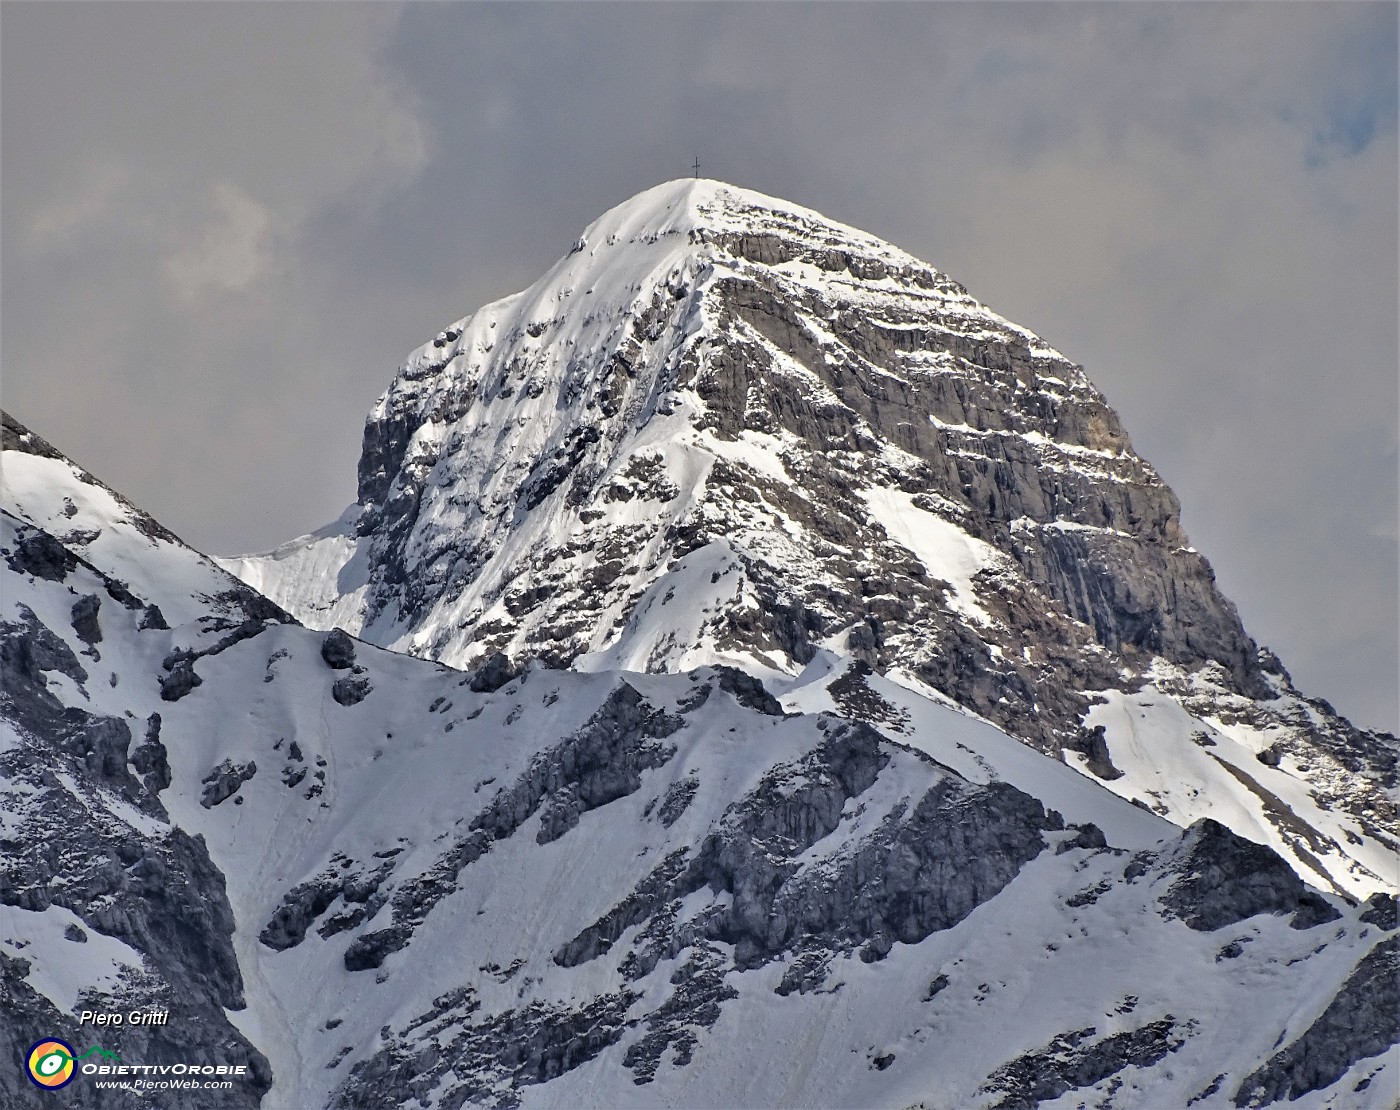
[861,486,998,626]
[0,904,146,1014]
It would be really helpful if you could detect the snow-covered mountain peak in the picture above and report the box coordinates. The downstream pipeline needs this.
[221,182,1397,902]
[374,176,1068,500]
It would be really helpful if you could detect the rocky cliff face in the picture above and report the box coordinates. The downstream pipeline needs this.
[222,180,1396,901]
[341,181,1254,709]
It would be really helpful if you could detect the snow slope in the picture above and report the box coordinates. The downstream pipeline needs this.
[4,411,1398,1109]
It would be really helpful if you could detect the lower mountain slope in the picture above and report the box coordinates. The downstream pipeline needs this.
[3,413,1397,1109]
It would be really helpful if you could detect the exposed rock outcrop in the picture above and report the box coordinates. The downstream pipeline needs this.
[1233,936,1399,1106]
[321,628,356,669]
[1160,819,1341,931]
[338,682,683,972]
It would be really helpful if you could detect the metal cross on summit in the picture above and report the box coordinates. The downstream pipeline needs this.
[693,157,701,179]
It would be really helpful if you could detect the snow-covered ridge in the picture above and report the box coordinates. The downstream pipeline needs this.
[3,416,281,630]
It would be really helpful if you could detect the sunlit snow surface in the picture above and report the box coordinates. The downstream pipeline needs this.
[4,448,248,628]
[1082,680,1395,899]
[860,486,1002,627]
[0,904,146,1015]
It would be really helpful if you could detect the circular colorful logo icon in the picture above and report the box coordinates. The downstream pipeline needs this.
[26,1039,76,1090]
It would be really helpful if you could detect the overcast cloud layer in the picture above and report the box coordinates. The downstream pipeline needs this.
[4,3,1395,733]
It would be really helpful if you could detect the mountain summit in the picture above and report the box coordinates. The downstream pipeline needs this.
[224,180,1396,900]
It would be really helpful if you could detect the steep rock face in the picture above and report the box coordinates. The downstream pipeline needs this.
[220,181,1396,899]
[223,183,1241,697]
[327,181,1257,712]
[0,417,299,1109]
[557,729,1053,983]
[1158,818,1340,932]
[1233,935,1399,1107]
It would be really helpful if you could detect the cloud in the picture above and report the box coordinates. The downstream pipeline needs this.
[27,164,131,251]
[163,183,276,299]
[4,4,428,273]
[1,1,435,564]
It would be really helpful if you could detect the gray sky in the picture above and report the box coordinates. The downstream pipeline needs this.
[4,3,1395,733]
